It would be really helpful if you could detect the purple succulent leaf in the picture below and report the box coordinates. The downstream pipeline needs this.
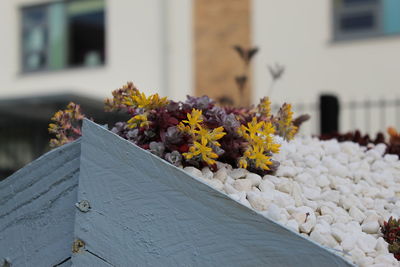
[165,126,184,145]
[166,101,181,112]
[219,113,240,135]
[126,129,139,141]
[144,130,156,139]
[211,144,225,156]
[149,141,165,157]
[165,150,182,166]
[185,95,215,110]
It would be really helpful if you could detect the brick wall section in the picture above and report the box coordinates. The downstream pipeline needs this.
[194,0,251,106]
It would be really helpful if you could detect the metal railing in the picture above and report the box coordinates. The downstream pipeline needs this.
[272,97,400,136]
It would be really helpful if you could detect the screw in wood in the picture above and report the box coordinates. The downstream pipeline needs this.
[72,239,86,254]
[75,200,91,213]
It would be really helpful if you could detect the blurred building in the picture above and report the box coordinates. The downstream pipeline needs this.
[0,0,192,100]
[1,0,400,178]
[0,0,192,179]
[196,0,400,135]
[252,0,400,134]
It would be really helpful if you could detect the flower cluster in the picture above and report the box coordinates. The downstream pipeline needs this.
[124,91,169,111]
[104,82,138,112]
[49,82,302,175]
[237,117,280,171]
[48,102,85,147]
[381,217,400,261]
[106,85,300,174]
[274,103,297,141]
[178,109,226,165]
[258,97,271,118]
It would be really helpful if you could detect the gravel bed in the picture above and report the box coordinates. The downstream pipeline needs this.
[183,136,400,266]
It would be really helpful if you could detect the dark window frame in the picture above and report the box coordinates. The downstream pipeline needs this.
[20,0,106,74]
[332,0,384,41]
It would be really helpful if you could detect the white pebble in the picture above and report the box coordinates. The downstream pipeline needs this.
[286,219,299,232]
[247,192,272,211]
[201,167,214,179]
[259,179,275,192]
[266,203,282,221]
[349,206,366,223]
[361,221,380,234]
[224,183,238,194]
[246,173,262,186]
[276,166,297,177]
[213,167,228,183]
[184,166,203,178]
[205,179,224,191]
[229,168,247,179]
[276,181,293,194]
[233,179,253,192]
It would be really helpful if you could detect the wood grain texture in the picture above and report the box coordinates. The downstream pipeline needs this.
[73,119,353,267]
[72,251,113,267]
[0,141,80,267]
[0,120,353,266]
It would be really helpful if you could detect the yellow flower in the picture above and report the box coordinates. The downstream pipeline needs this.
[178,109,225,165]
[237,117,280,171]
[52,110,63,120]
[182,109,203,128]
[123,91,169,110]
[132,92,151,108]
[241,117,264,140]
[267,143,281,154]
[209,126,226,142]
[177,122,191,134]
[258,97,271,118]
[239,118,275,147]
[246,145,272,170]
[277,103,298,141]
[261,121,275,136]
[104,82,139,112]
[150,93,169,107]
[123,91,140,108]
[127,113,149,129]
[194,125,226,146]
[48,123,58,133]
[183,137,218,165]
[238,157,248,169]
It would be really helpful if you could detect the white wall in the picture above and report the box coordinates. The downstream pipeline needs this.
[252,0,400,134]
[0,0,193,101]
[165,0,194,101]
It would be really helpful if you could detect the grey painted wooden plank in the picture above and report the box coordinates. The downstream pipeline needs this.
[72,251,113,267]
[0,141,80,267]
[54,257,72,267]
[74,120,353,267]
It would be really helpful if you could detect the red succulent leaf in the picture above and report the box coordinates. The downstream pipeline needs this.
[178,144,189,153]
[167,117,179,126]
[140,144,150,150]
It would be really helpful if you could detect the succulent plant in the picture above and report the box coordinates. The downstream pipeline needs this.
[149,141,165,158]
[165,151,182,166]
[381,217,400,261]
[388,127,400,145]
[274,103,297,141]
[50,82,304,175]
[185,95,215,110]
[48,102,85,147]
[104,82,138,112]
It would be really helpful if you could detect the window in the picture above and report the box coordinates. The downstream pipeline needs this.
[333,0,400,40]
[21,0,105,72]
